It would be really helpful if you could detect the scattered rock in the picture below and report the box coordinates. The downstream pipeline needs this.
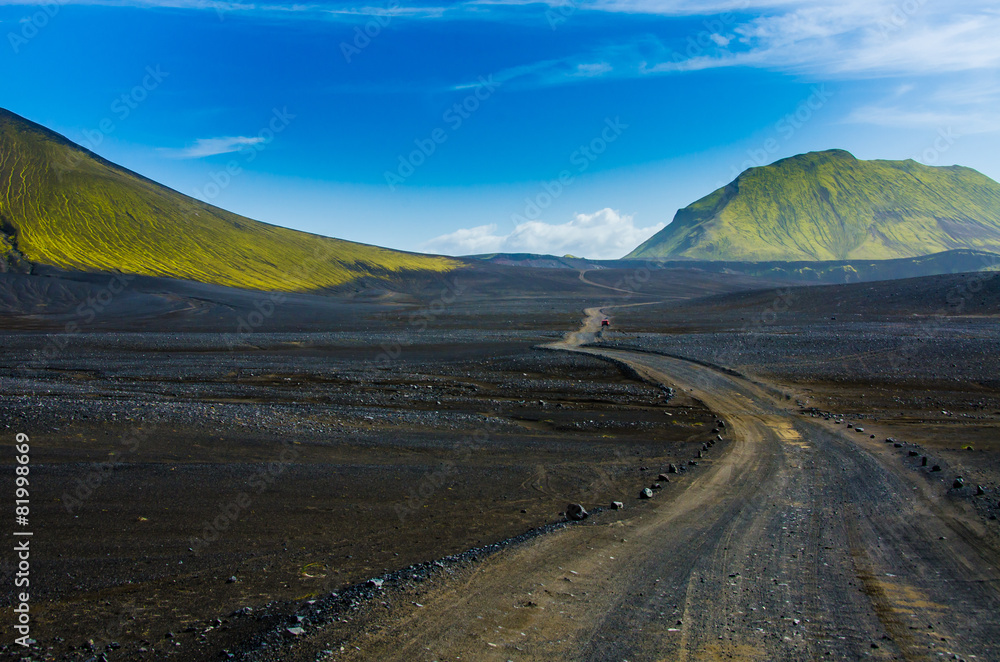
[651,483,662,490]
[226,576,239,584]
[953,477,965,489]
[976,485,986,496]
[856,427,865,433]
[932,465,942,472]
[366,578,385,589]
[567,503,589,521]
[286,627,305,636]
[922,456,928,466]
[908,451,919,457]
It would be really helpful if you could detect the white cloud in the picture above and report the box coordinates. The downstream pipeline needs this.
[161,136,266,159]
[421,208,665,260]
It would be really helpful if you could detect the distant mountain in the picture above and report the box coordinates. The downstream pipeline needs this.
[628,150,1000,261]
[0,108,456,291]
[469,249,999,283]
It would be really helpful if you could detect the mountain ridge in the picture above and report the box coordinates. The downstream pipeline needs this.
[0,108,457,292]
[628,149,1000,261]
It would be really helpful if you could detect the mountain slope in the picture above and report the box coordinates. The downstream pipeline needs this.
[0,108,457,291]
[628,149,1000,261]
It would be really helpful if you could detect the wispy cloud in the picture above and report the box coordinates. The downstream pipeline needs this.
[843,79,1000,134]
[445,1,1000,88]
[6,0,999,85]
[421,208,664,259]
[160,135,265,158]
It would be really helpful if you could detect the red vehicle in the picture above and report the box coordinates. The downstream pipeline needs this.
[601,319,610,327]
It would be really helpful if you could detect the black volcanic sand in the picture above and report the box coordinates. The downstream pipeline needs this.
[0,263,770,661]
[600,271,1000,528]
[5,266,997,660]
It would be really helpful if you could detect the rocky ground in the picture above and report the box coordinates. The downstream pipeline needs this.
[0,326,722,661]
[2,267,998,660]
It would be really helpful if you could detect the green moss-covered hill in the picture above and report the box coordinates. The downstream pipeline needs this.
[628,150,1000,261]
[0,108,457,291]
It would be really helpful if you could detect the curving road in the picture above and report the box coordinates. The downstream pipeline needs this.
[331,309,1000,661]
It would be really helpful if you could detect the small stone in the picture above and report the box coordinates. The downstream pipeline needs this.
[226,576,239,584]
[932,465,942,472]
[976,485,986,496]
[953,477,965,489]
[286,627,305,636]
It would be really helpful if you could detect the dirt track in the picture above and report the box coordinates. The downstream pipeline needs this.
[320,309,1000,661]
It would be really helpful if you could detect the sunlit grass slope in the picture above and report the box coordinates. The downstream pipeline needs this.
[628,149,1000,261]
[0,109,457,291]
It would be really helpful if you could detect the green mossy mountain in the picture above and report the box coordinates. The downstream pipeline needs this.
[628,150,1000,261]
[0,108,457,291]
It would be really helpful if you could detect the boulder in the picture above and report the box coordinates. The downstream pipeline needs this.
[611,501,624,510]
[640,488,653,499]
[953,477,965,489]
[567,503,589,521]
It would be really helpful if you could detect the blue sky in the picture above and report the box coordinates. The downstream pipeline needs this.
[2,0,999,258]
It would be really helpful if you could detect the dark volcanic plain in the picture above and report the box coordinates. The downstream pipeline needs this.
[2,263,1000,661]
[0,265,767,660]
